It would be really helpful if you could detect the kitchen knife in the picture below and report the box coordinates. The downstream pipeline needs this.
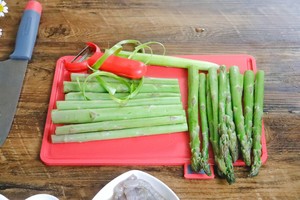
[0,0,42,146]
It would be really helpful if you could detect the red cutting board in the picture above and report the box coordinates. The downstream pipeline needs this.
[40,54,267,179]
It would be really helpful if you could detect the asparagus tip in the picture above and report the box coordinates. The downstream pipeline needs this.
[249,161,262,177]
[199,159,212,176]
[226,174,236,185]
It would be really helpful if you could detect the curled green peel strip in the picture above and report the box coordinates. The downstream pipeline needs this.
[78,39,160,103]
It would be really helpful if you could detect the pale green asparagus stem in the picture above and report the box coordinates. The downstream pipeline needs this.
[198,73,211,176]
[249,70,265,177]
[229,66,251,166]
[56,97,181,110]
[71,73,179,85]
[52,123,188,143]
[65,92,181,101]
[117,51,220,71]
[55,115,186,135]
[225,73,239,162]
[63,81,180,93]
[243,70,255,148]
[187,66,201,172]
[71,73,131,83]
[51,105,185,124]
[218,66,235,184]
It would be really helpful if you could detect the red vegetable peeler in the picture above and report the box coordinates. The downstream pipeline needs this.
[64,42,147,79]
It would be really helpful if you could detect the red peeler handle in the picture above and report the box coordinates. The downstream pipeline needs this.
[64,42,147,79]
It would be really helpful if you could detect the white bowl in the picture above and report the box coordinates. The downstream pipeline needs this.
[0,194,58,200]
[25,194,59,200]
[92,170,180,200]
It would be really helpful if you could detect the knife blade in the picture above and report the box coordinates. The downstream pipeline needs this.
[0,1,42,146]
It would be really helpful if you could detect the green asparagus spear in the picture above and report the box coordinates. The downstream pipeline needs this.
[55,115,186,135]
[218,66,227,126]
[51,105,185,124]
[65,92,181,101]
[56,97,181,110]
[218,66,235,184]
[225,73,239,162]
[229,66,251,166]
[187,66,201,172]
[206,73,218,155]
[208,68,219,139]
[249,70,265,177]
[198,73,211,176]
[243,70,255,148]
[207,70,227,179]
[239,73,244,99]
[63,81,180,94]
[52,123,188,143]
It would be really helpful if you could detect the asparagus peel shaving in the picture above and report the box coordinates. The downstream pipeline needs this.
[91,39,142,70]
[77,70,144,104]
[92,39,219,72]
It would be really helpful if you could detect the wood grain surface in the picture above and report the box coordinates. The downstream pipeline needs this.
[0,0,299,199]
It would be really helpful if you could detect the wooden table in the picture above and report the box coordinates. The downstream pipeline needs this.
[1,0,299,199]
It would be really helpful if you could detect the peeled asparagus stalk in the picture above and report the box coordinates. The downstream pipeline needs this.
[64,92,181,101]
[55,115,187,135]
[56,97,181,110]
[63,81,180,93]
[70,73,179,85]
[51,104,185,124]
[51,123,188,143]
[117,50,220,71]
